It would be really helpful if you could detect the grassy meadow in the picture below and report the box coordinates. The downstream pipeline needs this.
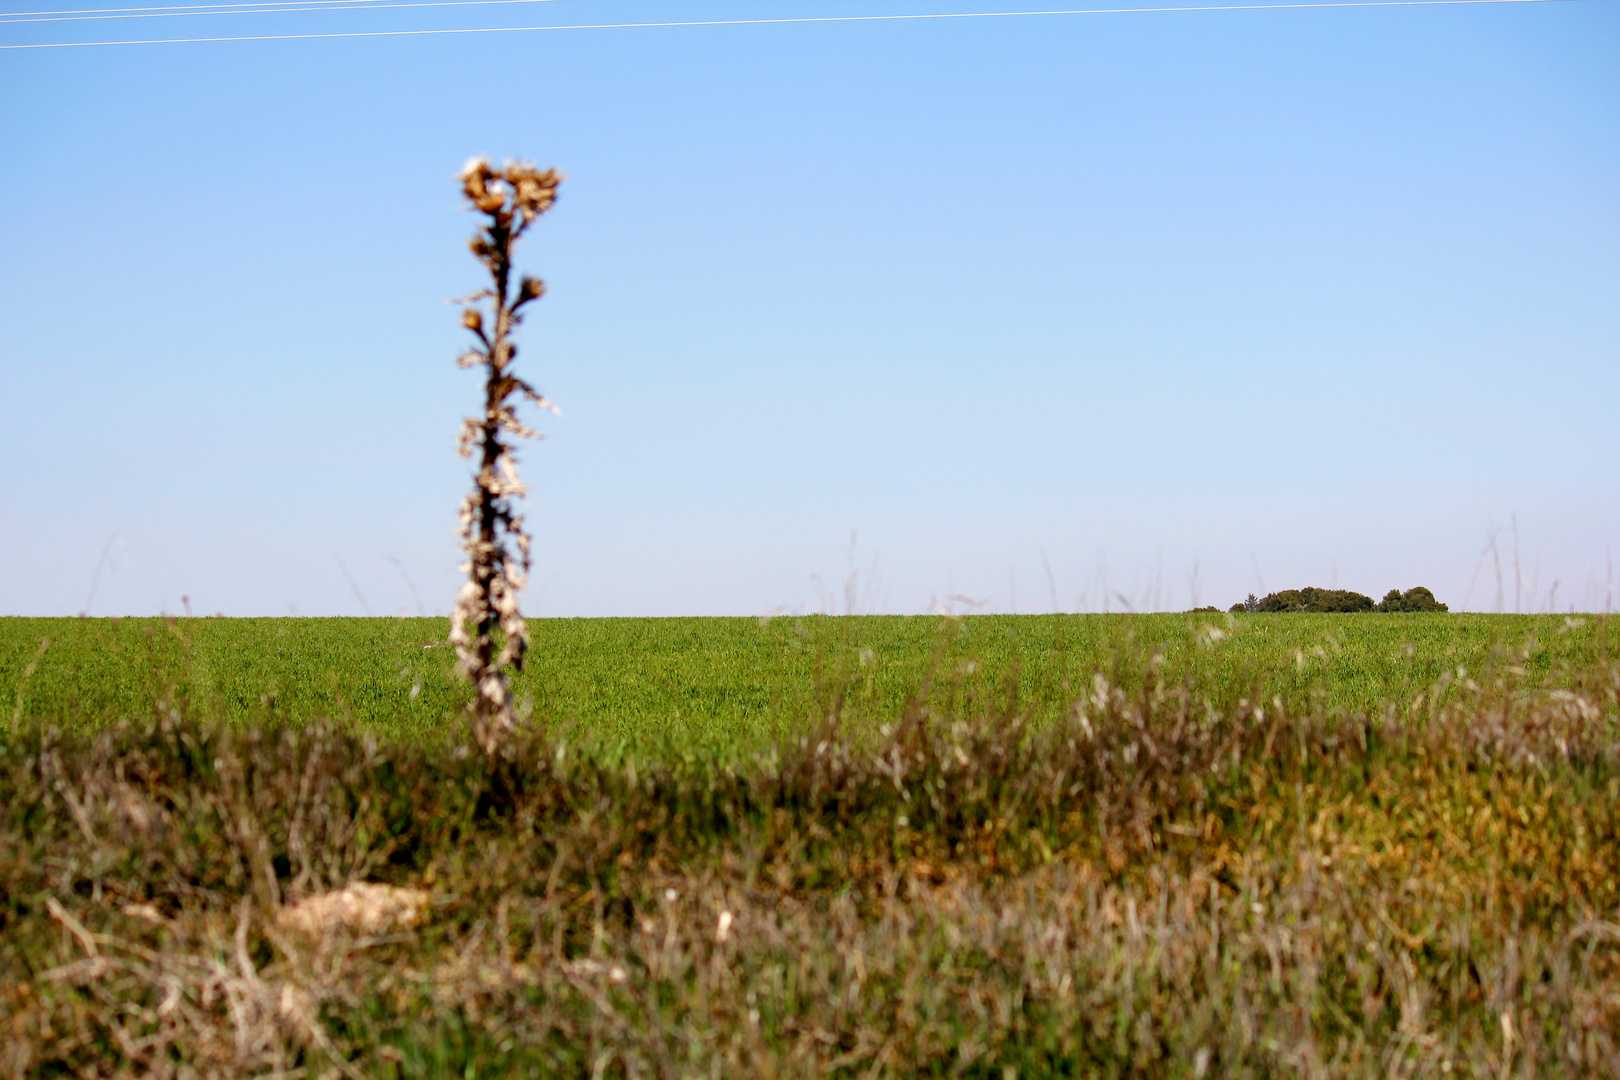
[4,612,1619,1077]
[0,612,1607,756]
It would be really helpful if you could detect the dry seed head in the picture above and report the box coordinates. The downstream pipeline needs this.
[459,158,509,215]
[460,158,563,226]
[501,415,543,443]
[504,161,562,222]
[454,419,481,460]
[476,188,508,215]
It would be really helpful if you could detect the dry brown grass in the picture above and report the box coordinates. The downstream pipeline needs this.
[3,634,1618,1077]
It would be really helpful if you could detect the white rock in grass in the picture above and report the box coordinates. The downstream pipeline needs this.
[277,883,430,939]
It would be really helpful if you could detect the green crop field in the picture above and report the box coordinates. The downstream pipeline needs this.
[4,613,1618,1078]
[0,612,1605,756]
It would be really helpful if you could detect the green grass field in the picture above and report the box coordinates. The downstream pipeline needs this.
[0,612,1605,755]
[4,613,1617,1077]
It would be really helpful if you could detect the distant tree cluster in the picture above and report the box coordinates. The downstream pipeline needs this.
[1241,588,1374,613]
[1226,586,1448,614]
[1375,586,1449,612]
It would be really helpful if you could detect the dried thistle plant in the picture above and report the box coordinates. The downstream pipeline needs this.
[449,157,563,753]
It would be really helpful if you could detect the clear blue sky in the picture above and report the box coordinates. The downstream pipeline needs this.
[2,0,1616,616]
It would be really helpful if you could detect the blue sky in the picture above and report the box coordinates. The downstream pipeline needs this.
[1,0,1616,616]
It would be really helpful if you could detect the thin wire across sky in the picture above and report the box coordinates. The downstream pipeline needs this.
[1,0,576,25]
[0,0,1580,48]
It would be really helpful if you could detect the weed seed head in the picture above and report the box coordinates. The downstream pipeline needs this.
[450,155,563,755]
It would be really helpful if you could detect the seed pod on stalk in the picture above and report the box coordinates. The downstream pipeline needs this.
[449,156,563,754]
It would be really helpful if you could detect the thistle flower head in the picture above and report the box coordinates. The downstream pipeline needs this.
[460,158,564,229]
[458,157,508,215]
[505,160,562,223]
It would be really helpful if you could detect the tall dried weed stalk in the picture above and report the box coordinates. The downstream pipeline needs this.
[449,157,563,752]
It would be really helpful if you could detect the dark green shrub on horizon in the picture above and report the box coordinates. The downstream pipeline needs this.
[1253,587,1375,613]
[1229,586,1449,613]
[1377,586,1449,612]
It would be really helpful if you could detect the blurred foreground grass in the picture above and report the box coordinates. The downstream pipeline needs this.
[0,613,1607,758]
[3,614,1618,1077]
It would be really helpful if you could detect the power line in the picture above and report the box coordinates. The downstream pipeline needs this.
[0,0,1579,49]
[0,0,574,26]
[4,0,398,17]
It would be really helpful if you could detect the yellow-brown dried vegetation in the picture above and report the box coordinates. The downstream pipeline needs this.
[3,626,1617,1077]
